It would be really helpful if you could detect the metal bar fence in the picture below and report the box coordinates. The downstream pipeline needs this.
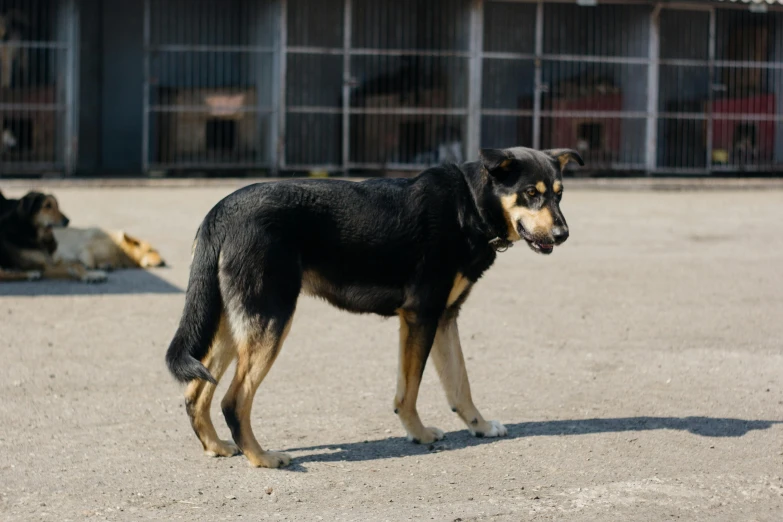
[0,0,76,176]
[5,0,783,176]
[142,0,279,172]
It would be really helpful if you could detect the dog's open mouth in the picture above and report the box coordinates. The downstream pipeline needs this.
[517,223,554,255]
[526,240,554,254]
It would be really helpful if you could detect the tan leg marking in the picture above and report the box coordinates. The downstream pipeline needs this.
[221,315,294,468]
[446,273,471,308]
[431,318,507,438]
[184,316,240,457]
[394,312,444,444]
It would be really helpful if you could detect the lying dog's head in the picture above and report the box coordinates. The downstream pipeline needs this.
[113,231,166,268]
[17,191,70,231]
[480,147,583,255]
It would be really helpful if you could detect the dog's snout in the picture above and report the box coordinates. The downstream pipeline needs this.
[61,216,70,227]
[552,226,569,244]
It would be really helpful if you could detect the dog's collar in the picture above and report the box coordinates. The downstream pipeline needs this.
[489,237,513,252]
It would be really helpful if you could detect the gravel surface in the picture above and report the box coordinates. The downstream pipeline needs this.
[1,185,781,521]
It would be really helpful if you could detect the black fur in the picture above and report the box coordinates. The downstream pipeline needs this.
[166,147,580,384]
[0,191,64,268]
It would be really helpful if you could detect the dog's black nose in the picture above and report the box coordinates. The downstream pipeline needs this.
[552,226,569,243]
[61,217,70,227]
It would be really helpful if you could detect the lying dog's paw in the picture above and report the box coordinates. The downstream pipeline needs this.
[407,426,445,444]
[26,271,42,281]
[83,270,108,283]
[470,420,508,438]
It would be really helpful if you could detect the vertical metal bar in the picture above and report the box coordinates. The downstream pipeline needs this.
[533,0,543,150]
[466,0,483,161]
[64,0,79,175]
[142,0,151,174]
[342,0,352,175]
[706,7,715,172]
[278,0,287,171]
[646,4,661,174]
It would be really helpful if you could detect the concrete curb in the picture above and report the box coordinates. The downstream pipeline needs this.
[1,176,782,191]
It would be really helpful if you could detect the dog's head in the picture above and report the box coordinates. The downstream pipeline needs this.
[17,191,70,230]
[113,231,166,268]
[480,147,583,255]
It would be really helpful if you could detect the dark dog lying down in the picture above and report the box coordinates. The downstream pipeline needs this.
[166,146,583,468]
[0,191,165,282]
[0,190,107,282]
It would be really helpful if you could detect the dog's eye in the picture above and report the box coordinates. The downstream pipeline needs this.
[43,202,52,209]
[526,188,537,198]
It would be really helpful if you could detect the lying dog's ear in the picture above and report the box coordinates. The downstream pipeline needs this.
[544,149,584,170]
[479,148,513,173]
[17,192,44,219]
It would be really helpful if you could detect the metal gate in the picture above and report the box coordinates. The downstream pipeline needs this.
[284,0,471,174]
[137,0,783,175]
[0,0,78,176]
[481,1,650,170]
[142,0,281,173]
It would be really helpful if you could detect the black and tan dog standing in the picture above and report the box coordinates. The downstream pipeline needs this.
[166,146,583,468]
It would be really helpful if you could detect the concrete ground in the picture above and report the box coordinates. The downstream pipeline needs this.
[0,184,781,521]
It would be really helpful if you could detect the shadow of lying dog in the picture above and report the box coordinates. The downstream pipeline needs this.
[0,267,181,296]
[280,416,781,471]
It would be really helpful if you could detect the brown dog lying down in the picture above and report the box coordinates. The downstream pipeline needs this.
[52,228,166,270]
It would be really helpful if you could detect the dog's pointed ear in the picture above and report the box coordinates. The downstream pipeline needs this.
[545,149,584,170]
[479,148,513,174]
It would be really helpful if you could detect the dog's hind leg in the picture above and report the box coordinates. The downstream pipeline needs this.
[219,248,299,468]
[184,315,240,457]
[431,316,507,438]
[220,311,294,468]
[394,311,444,444]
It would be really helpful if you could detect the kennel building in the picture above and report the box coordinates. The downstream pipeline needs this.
[0,0,782,176]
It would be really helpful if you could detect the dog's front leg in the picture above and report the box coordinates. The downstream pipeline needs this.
[43,261,107,283]
[394,311,444,444]
[431,316,507,438]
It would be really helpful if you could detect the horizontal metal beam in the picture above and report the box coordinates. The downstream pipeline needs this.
[287,46,470,57]
[147,162,273,170]
[146,44,276,53]
[0,41,69,49]
[0,104,65,111]
[286,106,469,116]
[148,105,276,113]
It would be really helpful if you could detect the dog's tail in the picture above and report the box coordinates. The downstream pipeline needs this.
[165,220,223,384]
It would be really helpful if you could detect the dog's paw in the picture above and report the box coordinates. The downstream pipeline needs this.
[247,451,291,469]
[82,270,108,283]
[26,271,42,281]
[470,420,508,438]
[407,426,445,444]
[204,440,241,458]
